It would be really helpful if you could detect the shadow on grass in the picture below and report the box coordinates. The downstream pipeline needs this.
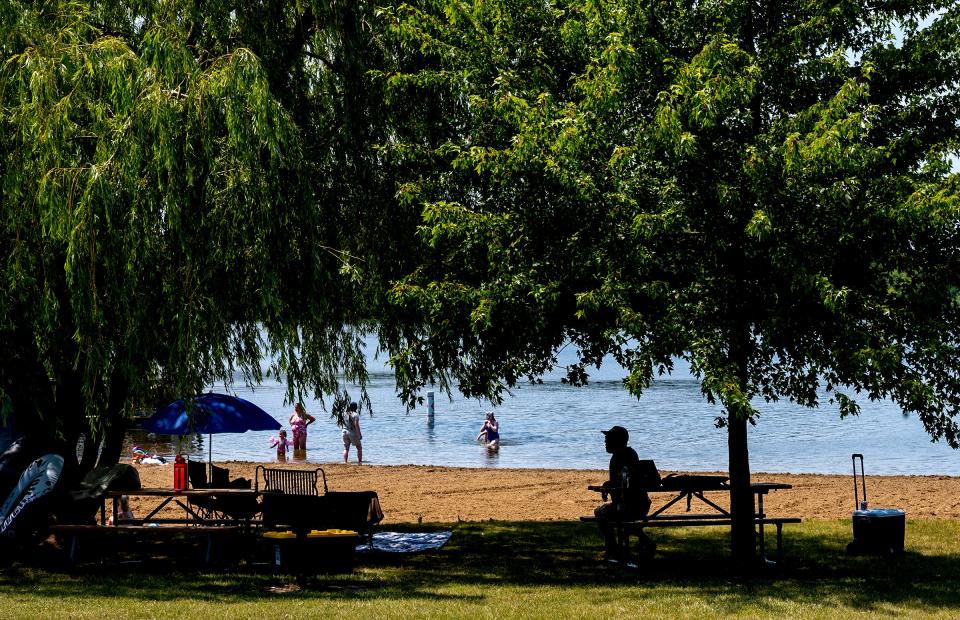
[2,520,958,614]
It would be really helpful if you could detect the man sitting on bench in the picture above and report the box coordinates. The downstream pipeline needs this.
[594,425,654,563]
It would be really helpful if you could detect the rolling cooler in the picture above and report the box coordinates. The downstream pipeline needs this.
[846,453,905,556]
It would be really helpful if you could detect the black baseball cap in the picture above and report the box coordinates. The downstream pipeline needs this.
[601,425,629,442]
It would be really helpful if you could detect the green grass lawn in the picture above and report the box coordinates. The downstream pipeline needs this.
[1,519,958,619]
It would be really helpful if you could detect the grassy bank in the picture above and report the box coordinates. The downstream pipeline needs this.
[1,520,957,619]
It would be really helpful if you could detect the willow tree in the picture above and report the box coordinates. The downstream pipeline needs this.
[375,0,960,566]
[0,1,381,473]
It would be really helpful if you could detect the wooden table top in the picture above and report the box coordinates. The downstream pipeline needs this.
[105,487,259,497]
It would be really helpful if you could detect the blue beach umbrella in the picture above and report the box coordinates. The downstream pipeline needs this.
[142,393,280,471]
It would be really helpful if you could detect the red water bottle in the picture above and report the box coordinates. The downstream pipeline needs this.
[173,454,187,491]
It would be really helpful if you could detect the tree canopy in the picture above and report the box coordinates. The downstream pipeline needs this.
[3,0,960,567]
[0,1,384,468]
[373,0,960,564]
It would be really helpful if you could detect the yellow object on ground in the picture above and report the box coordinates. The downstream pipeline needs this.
[262,529,357,539]
[307,529,357,538]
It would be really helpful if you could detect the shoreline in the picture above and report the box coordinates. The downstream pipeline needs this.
[129,461,960,524]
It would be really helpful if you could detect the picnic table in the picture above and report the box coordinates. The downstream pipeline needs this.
[100,487,260,525]
[52,487,260,566]
[585,476,799,565]
[52,470,384,569]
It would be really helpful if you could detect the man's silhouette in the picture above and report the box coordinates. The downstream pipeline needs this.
[594,426,654,563]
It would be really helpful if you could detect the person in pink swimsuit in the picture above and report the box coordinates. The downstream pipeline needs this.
[288,403,315,451]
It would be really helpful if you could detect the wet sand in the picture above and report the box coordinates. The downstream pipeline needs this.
[130,461,960,523]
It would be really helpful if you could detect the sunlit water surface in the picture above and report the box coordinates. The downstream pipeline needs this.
[125,350,960,475]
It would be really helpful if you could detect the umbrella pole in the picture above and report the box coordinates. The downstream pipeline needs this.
[209,433,213,483]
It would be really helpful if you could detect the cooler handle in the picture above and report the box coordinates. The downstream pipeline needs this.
[852,453,867,510]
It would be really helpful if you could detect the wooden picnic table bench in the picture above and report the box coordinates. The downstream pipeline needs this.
[579,514,802,564]
[50,523,242,566]
[584,479,801,565]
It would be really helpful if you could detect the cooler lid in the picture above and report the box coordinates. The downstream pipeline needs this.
[853,508,905,517]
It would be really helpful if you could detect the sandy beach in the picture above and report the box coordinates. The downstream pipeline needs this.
[129,461,960,523]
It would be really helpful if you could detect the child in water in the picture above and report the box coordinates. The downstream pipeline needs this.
[269,430,294,460]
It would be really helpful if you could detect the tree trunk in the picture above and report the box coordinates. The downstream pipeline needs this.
[97,421,125,468]
[78,433,100,471]
[728,408,755,568]
[96,369,130,468]
[728,319,756,569]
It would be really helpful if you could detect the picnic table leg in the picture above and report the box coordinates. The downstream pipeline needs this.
[758,520,766,562]
[66,534,78,566]
[173,499,210,523]
[205,533,213,564]
[295,533,308,588]
[61,532,102,567]
[649,492,687,517]
[140,496,175,522]
[692,492,730,516]
[776,523,784,564]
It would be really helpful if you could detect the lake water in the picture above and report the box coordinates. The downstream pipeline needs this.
[125,348,960,476]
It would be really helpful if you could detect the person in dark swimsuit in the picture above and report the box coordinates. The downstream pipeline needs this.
[477,412,500,449]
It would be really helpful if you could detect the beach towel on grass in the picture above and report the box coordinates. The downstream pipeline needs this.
[356,531,452,554]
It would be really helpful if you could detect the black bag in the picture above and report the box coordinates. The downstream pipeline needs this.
[210,464,251,489]
[58,464,141,525]
[70,464,141,501]
[634,460,662,488]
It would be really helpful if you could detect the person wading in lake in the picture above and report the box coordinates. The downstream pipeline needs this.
[341,402,363,464]
[476,411,500,450]
[288,403,315,452]
[593,425,653,563]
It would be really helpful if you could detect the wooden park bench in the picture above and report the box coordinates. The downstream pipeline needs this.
[50,523,242,566]
[255,466,328,495]
[256,466,383,544]
[253,467,382,579]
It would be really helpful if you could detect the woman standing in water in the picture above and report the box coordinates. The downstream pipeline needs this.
[477,411,500,449]
[288,403,315,451]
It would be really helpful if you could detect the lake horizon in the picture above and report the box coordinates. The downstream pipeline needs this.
[126,349,960,477]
